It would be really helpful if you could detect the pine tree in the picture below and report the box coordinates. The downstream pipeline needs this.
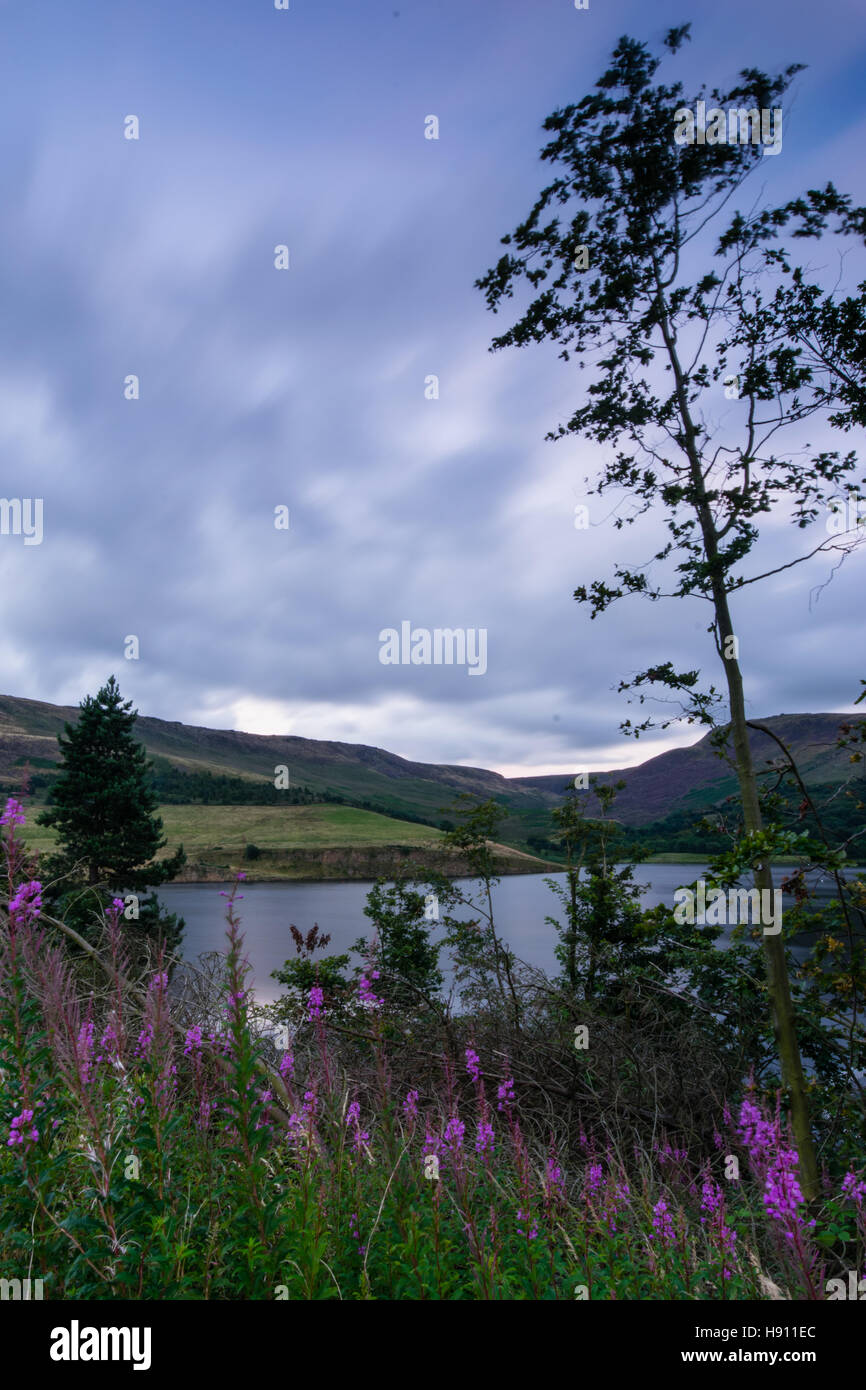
[38,677,185,937]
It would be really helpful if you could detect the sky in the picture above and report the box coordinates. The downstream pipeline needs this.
[0,0,863,778]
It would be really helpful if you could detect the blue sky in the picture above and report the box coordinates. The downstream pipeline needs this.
[0,0,864,776]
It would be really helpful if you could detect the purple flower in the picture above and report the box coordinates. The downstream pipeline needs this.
[343,1099,370,1154]
[700,1176,724,1217]
[763,1152,805,1227]
[423,1129,443,1160]
[402,1089,419,1121]
[279,1051,295,1081]
[358,973,382,1011]
[841,1171,866,1207]
[516,1207,538,1240]
[586,1163,604,1194]
[545,1158,566,1202]
[7,1108,38,1148]
[465,1048,481,1084]
[443,1116,465,1154]
[8,879,42,926]
[651,1197,675,1247]
[307,985,325,1020]
[134,1023,154,1060]
[77,1020,96,1086]
[183,1026,203,1057]
[496,1077,515,1113]
[0,797,26,827]
[475,1120,495,1158]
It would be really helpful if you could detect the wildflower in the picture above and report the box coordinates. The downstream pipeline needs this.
[345,1099,369,1154]
[77,1020,96,1086]
[443,1116,465,1154]
[358,972,382,1011]
[475,1120,495,1158]
[763,1150,807,1232]
[8,879,42,926]
[226,988,246,1016]
[423,1129,442,1160]
[496,1077,515,1113]
[586,1163,604,1195]
[402,1089,419,1121]
[465,1047,481,1084]
[7,1110,39,1147]
[307,985,325,1021]
[841,1171,866,1207]
[736,1093,776,1164]
[349,1211,365,1255]
[700,1176,724,1217]
[286,1113,306,1148]
[183,1026,203,1057]
[516,1208,538,1240]
[650,1197,675,1247]
[0,797,26,827]
[134,1023,154,1060]
[278,1051,295,1082]
[545,1157,566,1203]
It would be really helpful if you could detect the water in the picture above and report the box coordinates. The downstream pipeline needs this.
[159,865,862,1006]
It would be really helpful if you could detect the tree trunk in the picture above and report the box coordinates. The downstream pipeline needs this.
[656,290,820,1199]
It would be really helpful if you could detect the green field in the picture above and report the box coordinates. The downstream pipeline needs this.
[22,803,446,857]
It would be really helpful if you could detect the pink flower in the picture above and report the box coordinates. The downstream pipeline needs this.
[0,798,26,827]
[8,880,42,926]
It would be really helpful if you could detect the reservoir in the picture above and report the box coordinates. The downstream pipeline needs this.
[158,864,860,1005]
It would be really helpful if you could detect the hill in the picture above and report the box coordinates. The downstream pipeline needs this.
[510,713,865,825]
[0,695,863,868]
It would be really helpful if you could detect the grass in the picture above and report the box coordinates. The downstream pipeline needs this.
[21,804,446,857]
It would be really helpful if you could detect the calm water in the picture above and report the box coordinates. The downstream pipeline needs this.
[159,865,860,1006]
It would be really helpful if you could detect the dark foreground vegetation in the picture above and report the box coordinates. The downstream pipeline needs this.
[1,781,864,1300]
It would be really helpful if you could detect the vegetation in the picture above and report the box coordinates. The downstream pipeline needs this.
[2,792,864,1301]
[476,22,866,1199]
[35,678,186,961]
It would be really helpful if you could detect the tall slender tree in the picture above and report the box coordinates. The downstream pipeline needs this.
[476,26,866,1196]
[39,675,185,891]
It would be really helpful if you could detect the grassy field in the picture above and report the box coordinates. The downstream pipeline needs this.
[22,804,446,857]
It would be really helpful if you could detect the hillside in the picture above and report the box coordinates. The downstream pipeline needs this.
[0,692,550,829]
[0,695,862,858]
[21,802,552,882]
[510,713,866,826]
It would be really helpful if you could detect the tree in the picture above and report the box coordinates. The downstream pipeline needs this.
[476,26,866,1196]
[439,796,522,1026]
[357,878,443,1002]
[38,677,185,949]
[546,781,646,999]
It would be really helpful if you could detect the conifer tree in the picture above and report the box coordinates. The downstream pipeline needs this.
[40,676,183,887]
